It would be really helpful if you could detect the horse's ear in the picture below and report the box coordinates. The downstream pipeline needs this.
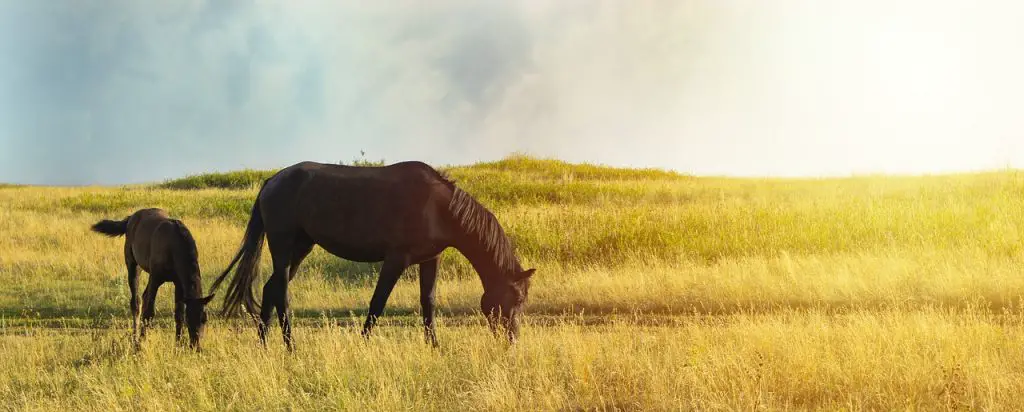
[516,268,536,281]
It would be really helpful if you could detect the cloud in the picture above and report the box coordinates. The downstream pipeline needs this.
[0,1,699,184]
[2,1,1023,184]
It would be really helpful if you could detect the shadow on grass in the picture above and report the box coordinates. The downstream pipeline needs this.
[5,296,1024,331]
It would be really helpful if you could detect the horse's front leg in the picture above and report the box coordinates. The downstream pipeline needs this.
[419,256,440,347]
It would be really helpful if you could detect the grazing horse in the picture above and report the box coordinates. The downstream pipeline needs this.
[91,208,214,349]
[210,161,534,349]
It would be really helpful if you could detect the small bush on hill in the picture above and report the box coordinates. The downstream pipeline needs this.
[158,169,278,190]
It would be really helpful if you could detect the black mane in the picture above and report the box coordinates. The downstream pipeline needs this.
[170,219,202,294]
[448,186,518,274]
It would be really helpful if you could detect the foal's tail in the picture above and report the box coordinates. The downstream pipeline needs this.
[90,217,129,237]
[209,182,267,317]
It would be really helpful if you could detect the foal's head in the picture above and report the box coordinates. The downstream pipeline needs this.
[184,294,215,349]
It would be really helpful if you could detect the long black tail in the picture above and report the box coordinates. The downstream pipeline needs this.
[91,217,129,237]
[209,185,267,317]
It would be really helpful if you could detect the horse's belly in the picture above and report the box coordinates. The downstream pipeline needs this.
[317,241,387,263]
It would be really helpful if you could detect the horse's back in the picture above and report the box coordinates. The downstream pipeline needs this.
[260,161,455,260]
[278,161,444,183]
[265,161,451,207]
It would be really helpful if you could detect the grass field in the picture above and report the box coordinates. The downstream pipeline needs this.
[4,155,1024,410]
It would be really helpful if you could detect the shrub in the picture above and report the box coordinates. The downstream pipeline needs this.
[158,169,278,190]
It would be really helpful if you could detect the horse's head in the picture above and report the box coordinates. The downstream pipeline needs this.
[184,294,215,350]
[481,268,535,343]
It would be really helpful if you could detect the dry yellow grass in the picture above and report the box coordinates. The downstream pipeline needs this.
[4,310,1024,410]
[3,158,1024,410]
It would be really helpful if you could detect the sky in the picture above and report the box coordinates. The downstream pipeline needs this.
[1,1,1023,185]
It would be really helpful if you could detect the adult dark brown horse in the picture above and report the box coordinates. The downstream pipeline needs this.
[210,161,534,350]
[91,208,214,350]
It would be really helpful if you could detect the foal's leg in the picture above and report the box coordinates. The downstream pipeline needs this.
[173,284,185,344]
[361,253,410,338]
[125,252,141,344]
[419,256,440,347]
[139,278,162,338]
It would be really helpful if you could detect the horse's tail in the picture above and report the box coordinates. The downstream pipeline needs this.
[209,183,267,317]
[91,217,129,237]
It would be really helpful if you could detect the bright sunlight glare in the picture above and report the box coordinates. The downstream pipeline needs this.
[673,0,1023,177]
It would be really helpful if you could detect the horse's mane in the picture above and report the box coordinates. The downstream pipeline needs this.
[447,184,518,274]
[436,168,455,186]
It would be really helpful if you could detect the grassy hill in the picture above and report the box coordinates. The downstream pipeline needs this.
[48,155,1024,265]
[4,155,1024,410]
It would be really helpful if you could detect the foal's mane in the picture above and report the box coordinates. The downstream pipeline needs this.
[444,177,519,275]
[169,219,202,291]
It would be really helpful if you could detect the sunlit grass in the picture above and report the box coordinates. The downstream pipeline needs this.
[4,310,1024,411]
[4,156,1024,409]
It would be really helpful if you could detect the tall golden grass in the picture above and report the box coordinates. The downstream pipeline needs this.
[2,156,1024,410]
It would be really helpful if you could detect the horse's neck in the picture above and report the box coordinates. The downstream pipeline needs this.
[183,273,203,298]
[453,235,504,286]
[174,258,203,299]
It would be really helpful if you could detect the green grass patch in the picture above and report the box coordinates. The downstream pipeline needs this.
[159,169,278,190]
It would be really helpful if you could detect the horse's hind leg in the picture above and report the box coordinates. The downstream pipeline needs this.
[288,234,314,281]
[256,273,278,348]
[361,253,411,338]
[260,232,296,350]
